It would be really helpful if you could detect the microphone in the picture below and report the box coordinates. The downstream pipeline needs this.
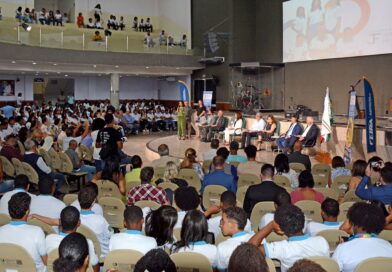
[349,79,362,91]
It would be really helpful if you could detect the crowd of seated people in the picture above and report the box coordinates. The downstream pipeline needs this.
[16,6,68,26]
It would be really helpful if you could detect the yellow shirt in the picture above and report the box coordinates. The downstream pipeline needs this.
[125,168,141,183]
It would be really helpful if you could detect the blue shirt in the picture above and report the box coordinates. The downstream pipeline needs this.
[124,114,135,124]
[355,176,392,205]
[227,154,247,163]
[80,135,93,148]
[202,169,236,194]
[1,105,15,119]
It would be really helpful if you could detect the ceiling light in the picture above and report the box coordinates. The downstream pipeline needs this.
[93,65,97,68]
[11,61,16,64]
[53,63,57,66]
[64,74,68,77]
[145,66,149,69]
[176,67,180,70]
[115,65,119,68]
[57,72,61,74]
[32,62,37,65]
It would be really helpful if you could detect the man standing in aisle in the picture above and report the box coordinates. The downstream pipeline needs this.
[184,101,193,139]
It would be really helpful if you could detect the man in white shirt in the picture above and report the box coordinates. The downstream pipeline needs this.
[215,207,254,270]
[237,145,262,175]
[241,113,266,148]
[332,202,392,272]
[62,121,89,151]
[306,198,342,236]
[202,139,219,162]
[249,205,330,272]
[259,191,291,230]
[109,206,157,254]
[0,174,36,215]
[0,192,47,272]
[71,183,103,216]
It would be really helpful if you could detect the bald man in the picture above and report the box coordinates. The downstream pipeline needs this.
[299,116,319,147]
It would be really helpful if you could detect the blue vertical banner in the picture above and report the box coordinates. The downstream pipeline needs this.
[344,89,356,164]
[178,80,191,104]
[363,77,377,153]
[203,91,213,108]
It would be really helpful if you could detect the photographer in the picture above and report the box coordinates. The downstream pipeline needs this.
[355,156,392,205]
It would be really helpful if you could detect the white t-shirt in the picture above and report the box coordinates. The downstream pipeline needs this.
[250,119,266,131]
[305,221,342,236]
[46,232,99,266]
[71,200,103,216]
[30,195,66,219]
[0,188,36,215]
[174,211,187,229]
[175,241,217,266]
[0,222,47,272]
[264,234,330,272]
[259,213,275,230]
[109,230,157,254]
[208,216,252,238]
[80,211,113,257]
[332,236,392,272]
[216,232,254,270]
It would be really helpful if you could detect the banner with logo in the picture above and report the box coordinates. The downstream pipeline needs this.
[178,80,191,104]
[363,77,377,153]
[203,91,213,108]
[344,89,357,164]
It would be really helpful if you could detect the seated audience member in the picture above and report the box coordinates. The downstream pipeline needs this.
[0,162,14,194]
[94,156,126,195]
[145,17,153,32]
[259,191,291,230]
[125,155,142,183]
[243,164,286,216]
[0,134,22,161]
[109,206,157,254]
[155,161,188,188]
[276,115,303,153]
[53,232,89,272]
[132,16,138,30]
[298,116,319,147]
[150,144,180,167]
[45,207,99,272]
[173,186,200,229]
[145,205,178,250]
[291,170,325,204]
[347,159,367,191]
[139,18,146,32]
[71,183,103,215]
[202,156,236,194]
[144,31,155,47]
[54,10,62,26]
[356,163,392,205]
[237,145,262,174]
[216,207,254,271]
[288,141,312,171]
[210,147,238,179]
[181,148,204,180]
[62,121,89,151]
[92,31,103,41]
[288,259,327,272]
[365,156,384,183]
[128,167,170,206]
[62,13,69,24]
[0,174,34,215]
[159,30,167,45]
[228,243,269,272]
[331,156,351,182]
[118,16,125,30]
[208,191,252,238]
[79,185,113,257]
[173,210,218,266]
[95,19,103,29]
[65,139,96,182]
[86,18,94,28]
[179,34,187,48]
[38,8,48,25]
[227,141,247,163]
[241,112,266,148]
[0,192,47,272]
[306,198,342,236]
[202,139,220,161]
[249,205,330,272]
[333,202,392,272]
[134,249,177,272]
[274,153,299,189]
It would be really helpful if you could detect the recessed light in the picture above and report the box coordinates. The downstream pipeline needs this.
[32,62,37,65]
[64,74,68,77]
[93,65,97,68]
[11,61,16,64]
[176,67,180,70]
[53,63,57,66]
[57,72,61,74]
[115,65,119,68]
[145,66,149,69]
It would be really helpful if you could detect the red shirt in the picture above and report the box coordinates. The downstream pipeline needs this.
[127,183,170,206]
[290,188,325,204]
[0,144,22,162]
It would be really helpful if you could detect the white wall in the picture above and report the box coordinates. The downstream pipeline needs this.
[0,0,34,17]
[157,76,190,100]
[158,0,192,37]
[0,75,33,102]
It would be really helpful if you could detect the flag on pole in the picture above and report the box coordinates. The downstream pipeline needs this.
[363,77,377,153]
[344,89,357,164]
[320,88,333,143]
[178,80,191,104]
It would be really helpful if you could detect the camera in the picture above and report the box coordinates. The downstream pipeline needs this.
[370,161,382,171]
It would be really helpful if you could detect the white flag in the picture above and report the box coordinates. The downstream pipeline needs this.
[321,88,332,143]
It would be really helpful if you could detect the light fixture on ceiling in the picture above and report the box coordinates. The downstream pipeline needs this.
[53,63,57,66]
[57,72,61,74]
[93,65,97,68]
[176,67,180,70]
[64,74,69,77]
[21,22,32,32]
[32,62,37,65]
[145,66,150,69]
[115,65,119,68]
[11,61,16,64]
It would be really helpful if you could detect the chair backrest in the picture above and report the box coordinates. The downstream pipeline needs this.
[170,252,213,272]
[312,163,331,177]
[236,185,249,208]
[125,181,141,194]
[379,230,392,244]
[27,218,56,235]
[250,201,275,232]
[79,144,93,161]
[355,257,392,272]
[0,155,15,177]
[158,182,179,192]
[266,232,288,243]
[331,175,351,191]
[39,148,53,171]
[47,249,58,272]
[273,175,291,187]
[229,161,240,168]
[96,180,123,200]
[215,234,230,245]
[59,152,74,173]
[0,214,11,227]
[99,197,126,229]
[238,173,259,188]
[313,175,329,188]
[316,229,349,252]
[134,200,161,210]
[202,185,227,210]
[12,157,25,176]
[77,224,102,258]
[337,201,355,222]
[154,167,166,179]
[17,140,25,155]
[266,258,277,272]
[307,257,340,272]
[178,169,201,191]
[202,160,211,174]
[295,200,322,222]
[21,162,39,184]
[275,121,281,136]
[289,162,306,173]
[0,243,36,272]
[314,188,339,200]
[48,148,62,171]
[343,190,361,202]
[173,228,181,241]
[103,249,144,272]
[63,193,78,206]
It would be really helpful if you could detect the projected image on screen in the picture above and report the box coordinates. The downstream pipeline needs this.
[283,0,392,62]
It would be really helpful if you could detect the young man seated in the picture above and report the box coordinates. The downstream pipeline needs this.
[70,183,103,216]
[258,191,291,230]
[109,206,157,254]
[173,186,201,229]
[207,191,252,239]
[0,192,47,272]
[216,207,254,271]
[305,197,342,236]
[249,204,330,272]
[333,202,392,272]
[45,206,99,272]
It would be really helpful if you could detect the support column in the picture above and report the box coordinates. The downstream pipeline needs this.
[110,73,120,109]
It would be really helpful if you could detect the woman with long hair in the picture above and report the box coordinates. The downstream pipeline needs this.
[274,153,299,188]
[156,161,188,188]
[93,155,126,195]
[258,114,277,143]
[181,148,204,180]
[290,170,325,204]
[53,233,89,272]
[347,159,367,191]
[176,101,186,140]
[224,111,244,144]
